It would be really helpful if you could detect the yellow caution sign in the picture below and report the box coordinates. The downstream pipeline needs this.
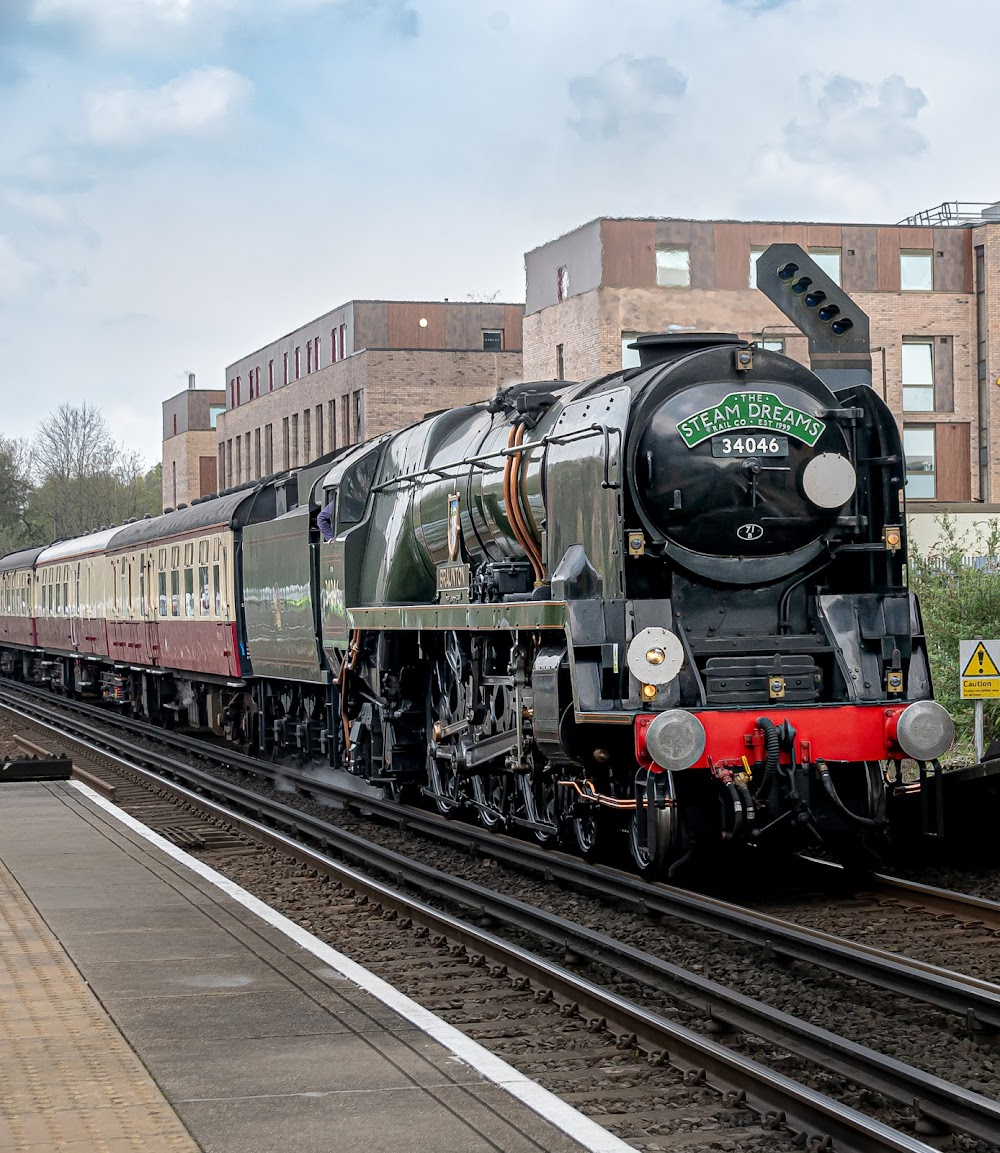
[960,639,1000,699]
[963,642,1000,678]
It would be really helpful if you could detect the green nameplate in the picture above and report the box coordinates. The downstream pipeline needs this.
[677,392,824,448]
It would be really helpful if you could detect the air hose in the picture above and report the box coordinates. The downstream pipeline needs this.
[816,761,887,828]
[754,716,780,799]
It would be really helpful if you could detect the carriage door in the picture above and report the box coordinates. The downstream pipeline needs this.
[69,563,80,651]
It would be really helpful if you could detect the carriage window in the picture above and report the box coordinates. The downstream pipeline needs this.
[199,566,210,615]
[198,540,209,565]
[213,564,221,616]
[337,448,380,529]
[55,582,61,614]
[213,536,220,562]
[159,548,167,569]
[184,568,195,617]
[139,566,146,617]
[120,572,127,615]
[158,572,167,616]
[170,570,180,616]
[184,542,194,567]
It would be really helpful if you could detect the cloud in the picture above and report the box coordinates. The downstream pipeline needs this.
[0,235,48,300]
[87,65,251,146]
[720,0,795,10]
[567,54,686,140]
[784,73,928,164]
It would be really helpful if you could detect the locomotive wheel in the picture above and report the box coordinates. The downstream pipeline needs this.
[472,680,515,830]
[426,633,469,817]
[629,772,680,876]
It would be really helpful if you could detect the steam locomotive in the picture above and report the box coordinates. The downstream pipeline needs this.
[0,246,954,874]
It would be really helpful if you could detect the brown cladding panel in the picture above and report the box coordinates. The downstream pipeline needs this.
[805,225,843,248]
[687,221,716,289]
[877,229,901,291]
[504,305,524,350]
[897,226,933,251]
[935,422,971,501]
[934,337,955,413]
[198,456,217,497]
[842,226,878,292]
[653,220,694,246]
[387,303,446,349]
[963,228,974,294]
[932,227,971,294]
[602,220,656,288]
[715,223,752,290]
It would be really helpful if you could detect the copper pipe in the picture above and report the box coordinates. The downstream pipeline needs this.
[512,422,544,581]
[557,778,637,810]
[503,424,540,581]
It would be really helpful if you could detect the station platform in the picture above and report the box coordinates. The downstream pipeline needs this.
[0,782,626,1153]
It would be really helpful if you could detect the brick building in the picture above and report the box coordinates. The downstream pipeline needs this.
[215,300,523,489]
[161,376,226,511]
[523,206,1000,503]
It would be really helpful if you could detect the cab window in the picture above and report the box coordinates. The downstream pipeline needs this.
[336,448,380,530]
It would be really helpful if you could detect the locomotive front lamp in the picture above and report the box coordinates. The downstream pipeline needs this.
[641,683,658,701]
[628,627,683,686]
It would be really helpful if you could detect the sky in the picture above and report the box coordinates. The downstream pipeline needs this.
[0,0,997,468]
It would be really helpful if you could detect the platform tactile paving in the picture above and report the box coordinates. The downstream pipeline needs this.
[0,859,200,1152]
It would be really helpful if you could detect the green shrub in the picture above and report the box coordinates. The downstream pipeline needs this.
[909,513,1000,764]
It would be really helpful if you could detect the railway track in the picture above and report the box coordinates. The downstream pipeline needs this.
[2,684,1000,1151]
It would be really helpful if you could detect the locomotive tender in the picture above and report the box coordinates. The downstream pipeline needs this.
[0,246,954,873]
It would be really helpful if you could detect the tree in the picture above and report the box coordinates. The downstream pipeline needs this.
[0,435,32,554]
[28,403,161,540]
[909,513,1000,764]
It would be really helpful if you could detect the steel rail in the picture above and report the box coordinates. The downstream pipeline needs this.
[3,682,1000,1035]
[3,696,1000,1144]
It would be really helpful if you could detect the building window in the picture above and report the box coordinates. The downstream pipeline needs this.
[307,341,313,373]
[245,432,251,478]
[229,379,234,408]
[265,424,274,474]
[268,360,274,391]
[303,409,311,460]
[294,347,301,379]
[353,390,364,442]
[291,413,299,466]
[315,336,321,370]
[235,436,242,484]
[209,405,224,429]
[283,352,288,385]
[332,329,338,362]
[255,366,260,396]
[748,247,766,289]
[254,429,261,478]
[341,395,351,445]
[809,247,841,286]
[621,332,641,369]
[171,461,176,506]
[556,265,569,302]
[316,404,324,456]
[339,324,347,359]
[655,246,690,287]
[172,413,177,436]
[900,249,933,291]
[903,425,936,498]
[236,375,241,405]
[902,340,934,412]
[218,445,225,490]
[282,417,290,468]
[555,344,564,380]
[482,329,503,351]
[329,400,337,449]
